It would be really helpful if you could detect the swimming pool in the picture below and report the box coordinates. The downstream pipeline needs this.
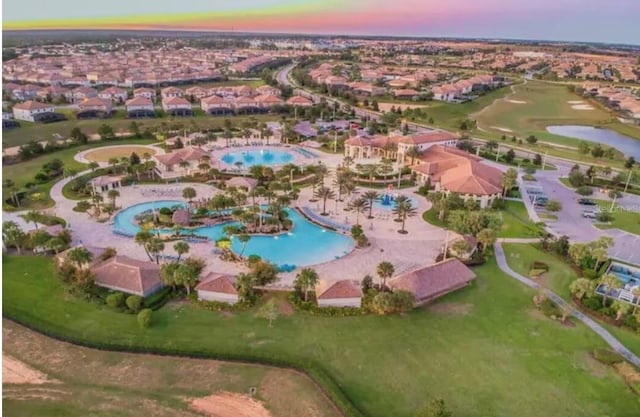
[370,194,417,212]
[112,201,354,267]
[221,149,295,168]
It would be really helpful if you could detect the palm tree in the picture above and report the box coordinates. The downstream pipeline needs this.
[88,161,99,172]
[182,187,197,202]
[363,190,380,219]
[599,274,622,307]
[376,261,395,291]
[314,186,335,215]
[427,192,448,221]
[362,164,380,181]
[21,211,41,229]
[108,157,119,173]
[2,221,26,254]
[476,228,498,254]
[160,263,179,291]
[343,156,355,171]
[178,160,190,174]
[632,287,640,314]
[612,300,630,321]
[134,231,155,262]
[67,247,93,268]
[107,189,120,207]
[147,238,165,264]
[393,199,417,234]
[502,168,518,197]
[243,128,252,146]
[296,268,319,302]
[173,241,190,263]
[3,179,20,207]
[237,234,251,257]
[91,194,104,215]
[348,197,370,226]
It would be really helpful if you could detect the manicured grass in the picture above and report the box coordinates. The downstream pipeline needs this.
[502,243,640,357]
[594,199,640,236]
[422,208,447,228]
[83,145,158,162]
[474,80,640,146]
[499,200,544,238]
[2,114,281,147]
[3,320,340,417]
[4,254,640,417]
[2,138,157,210]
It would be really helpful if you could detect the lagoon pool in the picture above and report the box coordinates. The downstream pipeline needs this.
[221,149,295,168]
[112,200,354,268]
[546,125,640,159]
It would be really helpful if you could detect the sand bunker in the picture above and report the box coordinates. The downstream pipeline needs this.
[190,392,271,417]
[571,104,595,110]
[3,354,52,384]
[506,99,526,104]
[492,126,513,133]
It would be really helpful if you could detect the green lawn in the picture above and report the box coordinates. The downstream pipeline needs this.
[474,80,640,146]
[594,199,640,236]
[501,243,640,356]
[3,114,281,147]
[2,138,158,210]
[4,254,640,417]
[499,200,543,238]
[421,208,447,228]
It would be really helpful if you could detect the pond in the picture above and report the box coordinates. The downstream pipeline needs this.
[546,125,640,159]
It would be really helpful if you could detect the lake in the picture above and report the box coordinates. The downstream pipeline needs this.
[546,125,640,159]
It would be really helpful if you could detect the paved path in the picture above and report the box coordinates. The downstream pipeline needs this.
[494,242,640,367]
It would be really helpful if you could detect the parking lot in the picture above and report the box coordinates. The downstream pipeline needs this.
[521,171,640,265]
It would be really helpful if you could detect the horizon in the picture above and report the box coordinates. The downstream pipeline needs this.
[3,0,639,44]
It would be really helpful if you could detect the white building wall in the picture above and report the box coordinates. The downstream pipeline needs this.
[197,290,239,304]
[318,297,361,308]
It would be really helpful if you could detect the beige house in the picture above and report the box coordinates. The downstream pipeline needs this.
[195,273,239,304]
[91,256,163,297]
[153,147,210,179]
[316,279,362,308]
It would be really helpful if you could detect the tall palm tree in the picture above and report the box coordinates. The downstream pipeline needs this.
[134,231,155,262]
[67,247,93,268]
[314,186,335,215]
[160,263,179,291]
[376,261,395,291]
[21,211,41,229]
[348,197,370,226]
[243,128,252,146]
[147,238,165,264]
[2,221,26,254]
[3,179,20,207]
[88,161,99,172]
[362,164,380,182]
[363,190,380,219]
[107,189,120,207]
[237,234,251,257]
[296,268,319,302]
[108,157,120,173]
[393,199,418,234]
[92,194,104,215]
[343,156,354,171]
[173,241,190,263]
[599,274,622,307]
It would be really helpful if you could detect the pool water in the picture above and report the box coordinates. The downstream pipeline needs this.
[221,149,295,167]
[370,194,417,212]
[113,201,354,267]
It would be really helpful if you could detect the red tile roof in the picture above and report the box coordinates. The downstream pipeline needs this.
[195,273,237,295]
[92,255,161,296]
[316,280,362,300]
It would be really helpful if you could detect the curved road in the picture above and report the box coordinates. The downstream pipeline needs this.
[495,242,640,367]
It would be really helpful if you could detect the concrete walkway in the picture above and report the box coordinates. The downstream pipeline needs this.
[494,242,640,367]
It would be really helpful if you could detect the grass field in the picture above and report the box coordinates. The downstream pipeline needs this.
[4,254,640,417]
[474,80,640,147]
[2,114,281,147]
[594,200,640,235]
[84,145,158,162]
[2,320,341,417]
[2,138,157,210]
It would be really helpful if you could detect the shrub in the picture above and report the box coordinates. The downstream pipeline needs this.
[530,261,549,272]
[126,295,143,313]
[529,269,547,277]
[540,298,562,318]
[581,296,602,311]
[546,200,562,212]
[596,212,613,222]
[582,269,598,280]
[105,292,124,309]
[575,186,593,196]
[137,308,152,328]
[608,190,622,199]
[356,234,369,248]
[593,348,623,365]
[351,225,363,238]
[159,207,172,215]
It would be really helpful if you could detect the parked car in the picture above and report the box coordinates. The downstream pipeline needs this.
[578,198,596,206]
[582,210,598,219]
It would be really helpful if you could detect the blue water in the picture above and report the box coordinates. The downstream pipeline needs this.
[609,262,640,286]
[546,125,640,159]
[221,149,295,167]
[112,201,354,267]
[370,194,417,212]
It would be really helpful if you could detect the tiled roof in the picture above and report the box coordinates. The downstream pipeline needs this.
[195,273,237,295]
[92,255,161,295]
[316,279,362,300]
[13,100,53,110]
[155,147,209,166]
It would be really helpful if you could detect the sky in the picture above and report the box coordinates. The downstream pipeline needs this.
[3,0,639,44]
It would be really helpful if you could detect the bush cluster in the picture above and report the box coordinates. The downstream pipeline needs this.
[593,348,624,365]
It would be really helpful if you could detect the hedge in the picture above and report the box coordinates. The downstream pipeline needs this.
[143,287,174,311]
[593,348,624,365]
[3,314,367,417]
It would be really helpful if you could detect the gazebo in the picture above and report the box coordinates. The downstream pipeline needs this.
[226,176,258,191]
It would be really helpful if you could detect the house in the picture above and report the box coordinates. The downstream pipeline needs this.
[393,88,421,100]
[233,96,260,113]
[185,86,210,100]
[389,258,476,304]
[98,86,128,103]
[162,97,192,116]
[286,95,313,107]
[12,100,56,122]
[161,86,184,99]
[410,145,503,208]
[71,86,99,103]
[225,176,258,191]
[256,85,281,96]
[133,87,156,101]
[195,273,239,304]
[90,175,125,194]
[344,131,459,162]
[125,97,155,118]
[255,94,284,109]
[431,85,459,102]
[154,147,210,178]
[77,97,113,117]
[315,279,362,308]
[201,95,234,115]
[55,244,109,269]
[91,255,163,297]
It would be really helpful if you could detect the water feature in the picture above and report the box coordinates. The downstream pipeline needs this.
[372,195,417,212]
[546,125,640,159]
[112,201,354,267]
[221,149,295,168]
